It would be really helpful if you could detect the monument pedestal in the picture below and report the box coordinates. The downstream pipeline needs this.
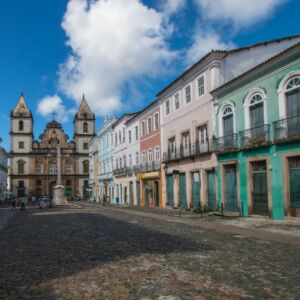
[52,185,68,206]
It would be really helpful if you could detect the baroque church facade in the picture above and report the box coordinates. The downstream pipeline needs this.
[9,94,95,199]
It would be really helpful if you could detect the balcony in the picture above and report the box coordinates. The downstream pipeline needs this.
[138,161,160,173]
[213,134,238,153]
[239,124,270,149]
[163,142,211,163]
[113,167,128,176]
[273,115,300,143]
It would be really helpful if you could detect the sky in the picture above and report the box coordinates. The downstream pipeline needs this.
[0,0,300,151]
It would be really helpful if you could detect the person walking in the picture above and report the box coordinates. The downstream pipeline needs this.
[21,197,26,211]
[11,197,17,211]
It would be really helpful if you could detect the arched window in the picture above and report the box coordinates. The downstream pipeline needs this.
[222,105,234,136]
[83,160,89,174]
[19,120,24,131]
[83,122,88,133]
[249,93,264,129]
[17,160,25,174]
[285,77,300,118]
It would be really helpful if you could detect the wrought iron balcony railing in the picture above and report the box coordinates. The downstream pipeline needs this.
[239,124,270,148]
[113,167,128,176]
[163,142,211,162]
[273,115,300,142]
[133,161,161,173]
[213,134,238,153]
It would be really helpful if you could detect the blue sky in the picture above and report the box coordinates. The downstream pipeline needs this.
[0,0,300,151]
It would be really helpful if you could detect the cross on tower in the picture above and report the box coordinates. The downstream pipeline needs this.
[52,111,57,121]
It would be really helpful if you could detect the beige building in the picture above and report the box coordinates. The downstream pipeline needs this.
[89,136,100,201]
[9,94,95,199]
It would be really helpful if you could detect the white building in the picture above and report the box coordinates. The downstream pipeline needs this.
[0,139,8,202]
[88,136,100,201]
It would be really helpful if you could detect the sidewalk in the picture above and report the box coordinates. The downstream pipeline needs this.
[104,205,300,247]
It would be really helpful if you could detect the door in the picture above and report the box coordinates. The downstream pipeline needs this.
[250,102,264,138]
[224,165,238,211]
[223,114,234,147]
[179,173,187,209]
[289,157,300,217]
[192,172,200,208]
[207,170,216,209]
[49,181,56,198]
[286,89,300,136]
[252,161,268,215]
[167,175,174,207]
[124,186,127,204]
[154,181,160,207]
[136,181,141,207]
[129,182,134,205]
[144,181,149,207]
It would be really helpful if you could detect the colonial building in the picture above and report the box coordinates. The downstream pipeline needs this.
[0,138,8,201]
[213,42,300,219]
[135,100,162,208]
[9,94,95,199]
[159,35,300,210]
[98,116,117,203]
[88,136,100,201]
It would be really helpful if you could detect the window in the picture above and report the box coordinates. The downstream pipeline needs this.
[19,141,24,149]
[83,160,89,174]
[36,180,42,186]
[155,146,160,161]
[115,133,118,146]
[135,126,139,140]
[128,130,132,143]
[83,142,88,150]
[185,85,191,104]
[286,77,300,119]
[198,125,208,144]
[135,152,140,165]
[36,163,42,174]
[165,100,170,115]
[174,93,180,110]
[19,120,24,131]
[18,181,24,188]
[142,151,147,163]
[197,75,205,96]
[286,77,300,91]
[129,154,132,167]
[49,163,57,174]
[123,128,125,143]
[123,155,127,167]
[83,122,88,133]
[141,121,146,136]
[154,113,159,130]
[66,164,73,174]
[249,93,264,129]
[168,137,176,153]
[147,117,152,133]
[115,159,118,170]
[67,180,72,186]
[119,130,121,144]
[17,160,25,174]
[182,132,190,149]
[111,133,113,145]
[148,148,153,162]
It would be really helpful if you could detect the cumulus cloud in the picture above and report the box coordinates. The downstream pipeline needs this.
[187,30,235,64]
[161,0,186,17]
[59,0,175,116]
[187,0,287,63]
[37,95,75,123]
[194,0,286,28]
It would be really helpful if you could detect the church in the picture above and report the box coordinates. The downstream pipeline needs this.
[9,94,95,199]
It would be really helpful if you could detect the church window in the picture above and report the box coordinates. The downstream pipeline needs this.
[19,120,24,131]
[66,164,73,174]
[17,160,25,174]
[49,163,57,174]
[36,163,42,174]
[19,141,24,149]
[83,142,88,150]
[83,122,88,133]
[83,160,89,174]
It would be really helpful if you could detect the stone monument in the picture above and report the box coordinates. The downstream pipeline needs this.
[52,145,68,206]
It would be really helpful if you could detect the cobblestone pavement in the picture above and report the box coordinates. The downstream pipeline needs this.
[0,204,300,300]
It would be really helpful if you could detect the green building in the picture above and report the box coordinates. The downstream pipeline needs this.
[212,42,300,220]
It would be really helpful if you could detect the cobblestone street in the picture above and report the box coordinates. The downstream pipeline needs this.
[0,204,300,300]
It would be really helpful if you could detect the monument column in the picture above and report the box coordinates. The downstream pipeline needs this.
[52,145,68,205]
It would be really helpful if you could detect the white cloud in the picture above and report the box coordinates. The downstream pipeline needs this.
[162,0,186,17]
[59,0,175,116]
[194,0,286,28]
[187,31,235,63]
[37,95,75,123]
